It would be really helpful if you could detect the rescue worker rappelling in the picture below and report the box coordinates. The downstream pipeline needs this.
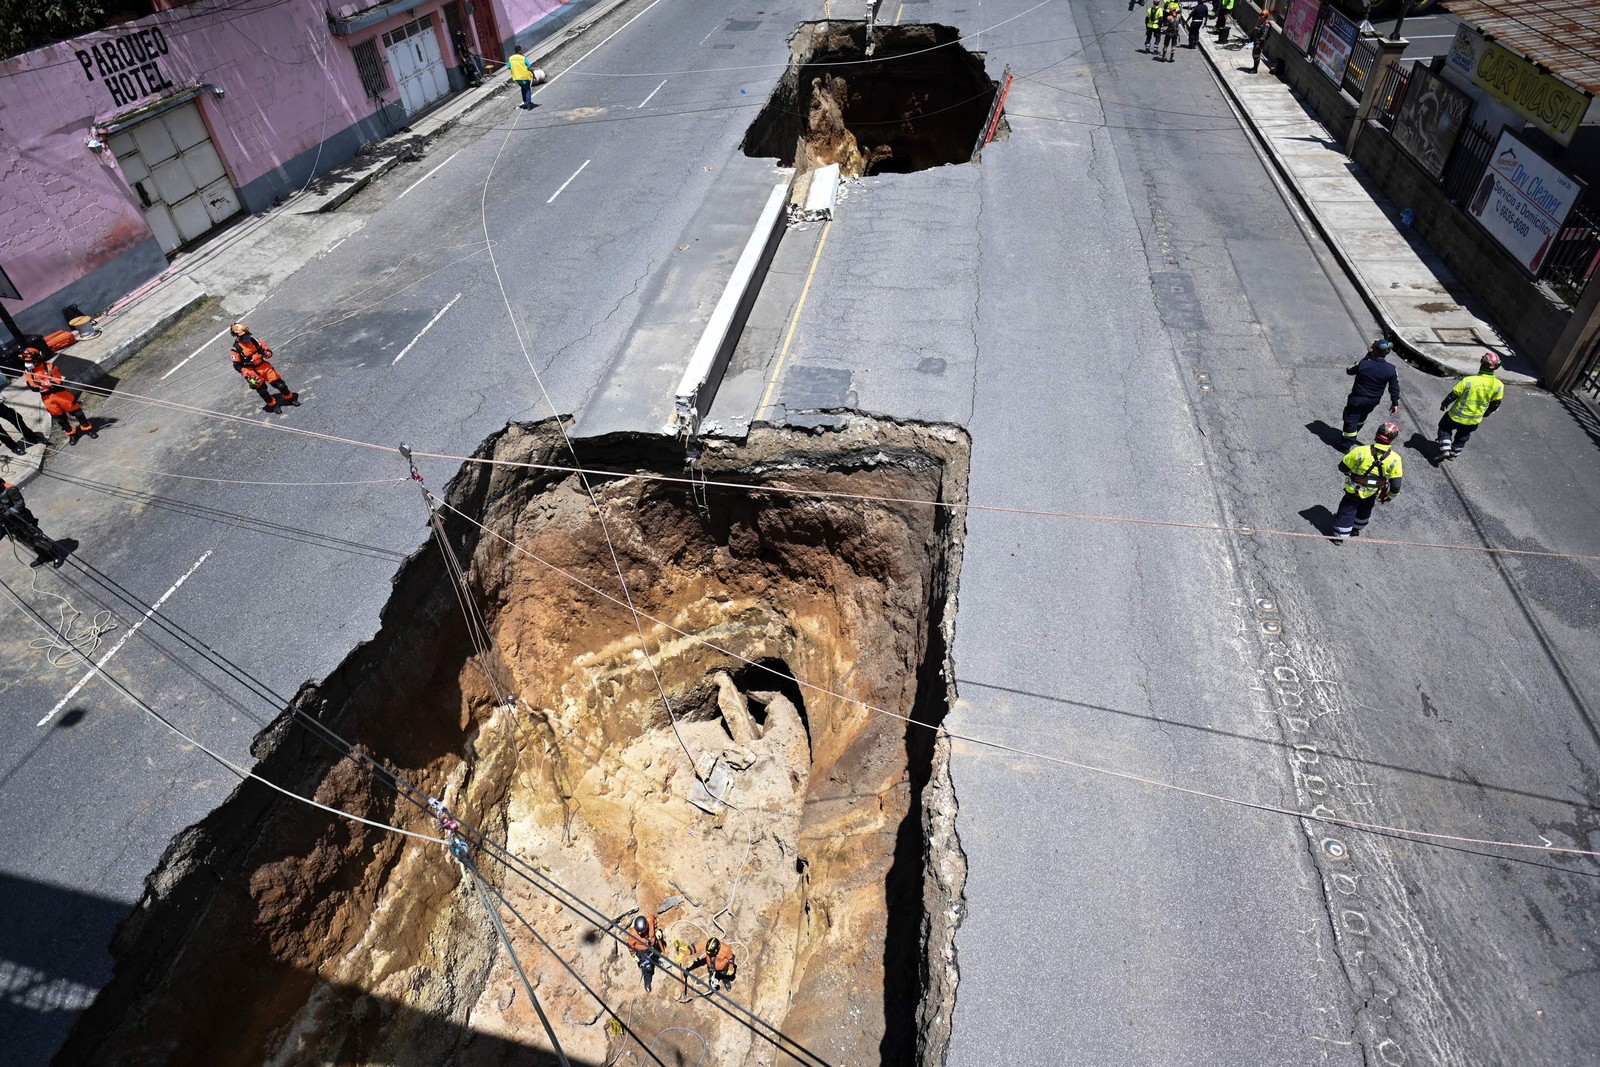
[20,347,96,444]
[1331,421,1403,544]
[626,913,666,992]
[1340,338,1401,442]
[1436,352,1504,462]
[690,935,737,993]
[229,324,299,412]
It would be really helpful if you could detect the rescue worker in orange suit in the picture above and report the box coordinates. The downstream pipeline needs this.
[626,914,666,992]
[686,936,737,993]
[20,348,96,444]
[229,324,298,411]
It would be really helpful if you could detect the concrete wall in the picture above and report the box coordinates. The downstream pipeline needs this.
[1350,118,1573,365]
[0,0,460,332]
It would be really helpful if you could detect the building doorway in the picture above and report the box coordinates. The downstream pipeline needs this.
[382,14,450,115]
[109,100,241,254]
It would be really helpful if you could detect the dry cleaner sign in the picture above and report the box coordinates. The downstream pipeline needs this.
[1445,26,1590,147]
[1466,129,1582,275]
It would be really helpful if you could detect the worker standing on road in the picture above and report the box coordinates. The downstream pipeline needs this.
[1143,2,1165,52]
[1332,422,1403,543]
[20,348,96,444]
[1,480,63,568]
[0,396,45,455]
[1187,1,1210,48]
[229,324,299,412]
[1340,338,1401,442]
[626,914,666,992]
[508,45,536,109]
[1160,3,1183,61]
[1436,353,1505,461]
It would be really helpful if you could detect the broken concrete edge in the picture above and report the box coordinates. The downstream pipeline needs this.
[1196,39,1540,389]
[672,179,794,435]
[308,155,403,214]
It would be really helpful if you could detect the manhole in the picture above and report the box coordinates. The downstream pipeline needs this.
[743,21,1000,177]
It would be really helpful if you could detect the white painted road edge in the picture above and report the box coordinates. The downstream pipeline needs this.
[671,181,792,432]
[638,79,667,108]
[392,293,464,364]
[161,324,233,380]
[38,551,212,727]
[547,159,591,204]
[396,148,463,202]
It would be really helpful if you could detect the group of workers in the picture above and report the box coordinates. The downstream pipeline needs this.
[0,321,297,567]
[626,911,737,997]
[1138,0,1237,60]
[1330,339,1506,543]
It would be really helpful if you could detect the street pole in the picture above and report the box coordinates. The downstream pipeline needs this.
[1392,0,1414,41]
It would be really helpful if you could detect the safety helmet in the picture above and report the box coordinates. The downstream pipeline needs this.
[633,915,649,935]
[21,347,39,365]
[230,323,249,336]
[705,937,721,954]
[1374,422,1399,446]
[1372,339,1394,353]
[1479,352,1502,373]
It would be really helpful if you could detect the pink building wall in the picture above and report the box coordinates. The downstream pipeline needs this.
[0,0,452,332]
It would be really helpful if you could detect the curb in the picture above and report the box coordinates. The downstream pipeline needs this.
[1196,35,1499,383]
[80,278,210,383]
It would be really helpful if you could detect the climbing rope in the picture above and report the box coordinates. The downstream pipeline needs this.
[11,542,118,668]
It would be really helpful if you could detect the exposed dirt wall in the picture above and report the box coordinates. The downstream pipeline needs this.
[57,419,970,1067]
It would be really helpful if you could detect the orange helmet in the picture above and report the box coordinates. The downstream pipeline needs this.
[230,323,249,336]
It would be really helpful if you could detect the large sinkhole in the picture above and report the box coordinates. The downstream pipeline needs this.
[742,22,1000,177]
[61,418,969,1067]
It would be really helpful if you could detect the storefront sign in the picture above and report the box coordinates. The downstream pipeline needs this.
[1444,26,1590,147]
[1282,0,1320,53]
[1312,8,1358,86]
[74,28,176,108]
[1467,129,1583,275]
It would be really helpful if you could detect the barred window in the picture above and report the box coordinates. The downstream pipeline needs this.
[351,39,388,99]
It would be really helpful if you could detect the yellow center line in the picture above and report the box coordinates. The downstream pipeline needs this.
[757,219,833,420]
[895,2,904,24]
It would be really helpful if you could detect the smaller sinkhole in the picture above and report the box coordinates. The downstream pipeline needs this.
[742,21,1000,178]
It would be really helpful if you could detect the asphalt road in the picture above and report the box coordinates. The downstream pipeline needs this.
[0,1,803,1059]
[3,0,1598,1063]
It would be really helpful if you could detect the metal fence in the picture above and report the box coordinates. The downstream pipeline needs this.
[1439,117,1494,205]
[1370,60,1410,129]
[1342,36,1379,98]
[1543,201,1600,306]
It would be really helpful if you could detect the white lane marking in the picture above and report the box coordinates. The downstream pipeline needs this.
[539,0,668,96]
[392,293,463,364]
[638,79,667,108]
[547,159,591,204]
[318,236,348,259]
[161,325,233,380]
[395,148,463,202]
[38,552,211,727]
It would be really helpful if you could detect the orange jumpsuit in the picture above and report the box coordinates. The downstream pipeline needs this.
[626,914,664,992]
[21,356,94,438]
[230,334,296,409]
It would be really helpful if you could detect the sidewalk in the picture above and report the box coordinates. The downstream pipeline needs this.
[0,0,636,489]
[1198,30,1538,386]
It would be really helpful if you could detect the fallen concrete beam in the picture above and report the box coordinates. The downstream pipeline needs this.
[672,181,791,436]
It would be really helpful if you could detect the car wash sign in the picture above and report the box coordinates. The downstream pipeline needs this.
[1445,26,1591,147]
[1466,129,1583,275]
[74,28,177,108]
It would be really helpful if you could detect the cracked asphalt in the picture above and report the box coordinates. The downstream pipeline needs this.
[3,0,1599,1063]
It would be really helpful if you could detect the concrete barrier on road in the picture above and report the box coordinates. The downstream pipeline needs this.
[672,180,791,437]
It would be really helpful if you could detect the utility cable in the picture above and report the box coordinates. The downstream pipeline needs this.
[462,851,575,1067]
[0,573,444,843]
[434,495,1600,862]
[479,875,672,1067]
[50,373,1600,565]
[476,5,705,790]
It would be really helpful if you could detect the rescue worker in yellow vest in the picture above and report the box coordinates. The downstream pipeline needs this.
[1215,0,1235,41]
[1143,1,1165,51]
[1332,421,1402,544]
[1436,352,1504,461]
[509,46,536,109]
